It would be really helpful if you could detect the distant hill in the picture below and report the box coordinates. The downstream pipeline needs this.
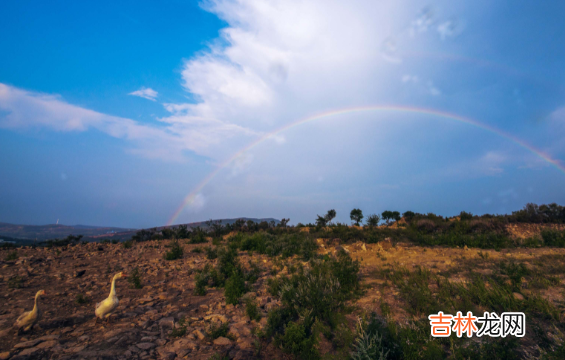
[0,218,280,245]
[0,222,136,241]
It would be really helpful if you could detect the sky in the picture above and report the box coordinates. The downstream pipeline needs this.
[1,0,564,228]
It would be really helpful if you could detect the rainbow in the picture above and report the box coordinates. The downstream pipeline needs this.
[167,105,564,226]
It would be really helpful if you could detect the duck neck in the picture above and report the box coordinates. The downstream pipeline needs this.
[110,276,118,297]
[32,293,40,313]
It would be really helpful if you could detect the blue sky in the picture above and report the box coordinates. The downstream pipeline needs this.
[1,0,564,228]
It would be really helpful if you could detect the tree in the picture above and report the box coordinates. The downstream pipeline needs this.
[366,214,380,227]
[402,211,415,223]
[279,218,290,228]
[324,209,336,225]
[381,210,400,225]
[350,209,364,226]
[316,215,327,227]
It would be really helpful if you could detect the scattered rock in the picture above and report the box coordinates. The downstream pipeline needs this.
[513,292,525,301]
[13,339,42,349]
[0,352,11,360]
[136,342,157,350]
[213,337,232,346]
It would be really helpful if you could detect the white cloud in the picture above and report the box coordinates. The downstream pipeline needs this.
[128,87,158,101]
[0,83,258,161]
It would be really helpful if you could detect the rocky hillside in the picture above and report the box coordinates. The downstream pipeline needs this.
[1,220,565,359]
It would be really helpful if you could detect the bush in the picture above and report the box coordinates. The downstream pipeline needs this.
[5,251,18,261]
[245,296,261,321]
[122,240,133,249]
[76,294,88,304]
[189,230,208,244]
[280,319,319,359]
[366,214,381,227]
[8,276,23,289]
[541,230,565,247]
[207,322,231,339]
[164,239,184,260]
[191,247,204,253]
[350,317,389,360]
[205,246,218,259]
[225,271,246,305]
[128,266,143,289]
[194,270,209,296]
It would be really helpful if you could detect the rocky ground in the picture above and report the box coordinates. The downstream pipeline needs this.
[0,241,277,360]
[1,223,564,359]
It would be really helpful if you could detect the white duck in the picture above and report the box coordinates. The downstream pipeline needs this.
[14,290,46,333]
[95,272,126,324]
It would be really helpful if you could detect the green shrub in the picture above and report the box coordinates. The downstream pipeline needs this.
[194,269,210,296]
[170,316,187,337]
[5,251,18,261]
[8,276,23,289]
[122,240,133,249]
[191,247,204,253]
[205,246,218,259]
[128,266,143,289]
[245,296,261,321]
[225,271,246,305]
[189,231,208,244]
[75,293,88,304]
[164,239,184,260]
[207,322,231,339]
[280,319,319,359]
[541,230,565,247]
[350,317,389,360]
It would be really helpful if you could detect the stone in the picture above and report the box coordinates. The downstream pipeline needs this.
[13,339,42,349]
[137,342,157,350]
[513,292,525,301]
[18,347,41,356]
[204,314,228,323]
[37,334,60,341]
[0,352,11,360]
[213,337,232,346]
[194,330,205,340]
[159,317,175,328]
[36,340,58,349]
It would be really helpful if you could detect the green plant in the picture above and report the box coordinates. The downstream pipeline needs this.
[5,250,18,261]
[350,317,389,360]
[366,214,381,227]
[350,208,364,226]
[170,316,188,337]
[280,319,319,359]
[225,271,246,305]
[164,239,184,260]
[245,296,261,321]
[194,271,209,296]
[205,246,218,259]
[207,322,230,339]
[381,211,400,226]
[191,247,204,253]
[122,240,133,249]
[128,266,143,289]
[8,276,23,289]
[76,293,88,304]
